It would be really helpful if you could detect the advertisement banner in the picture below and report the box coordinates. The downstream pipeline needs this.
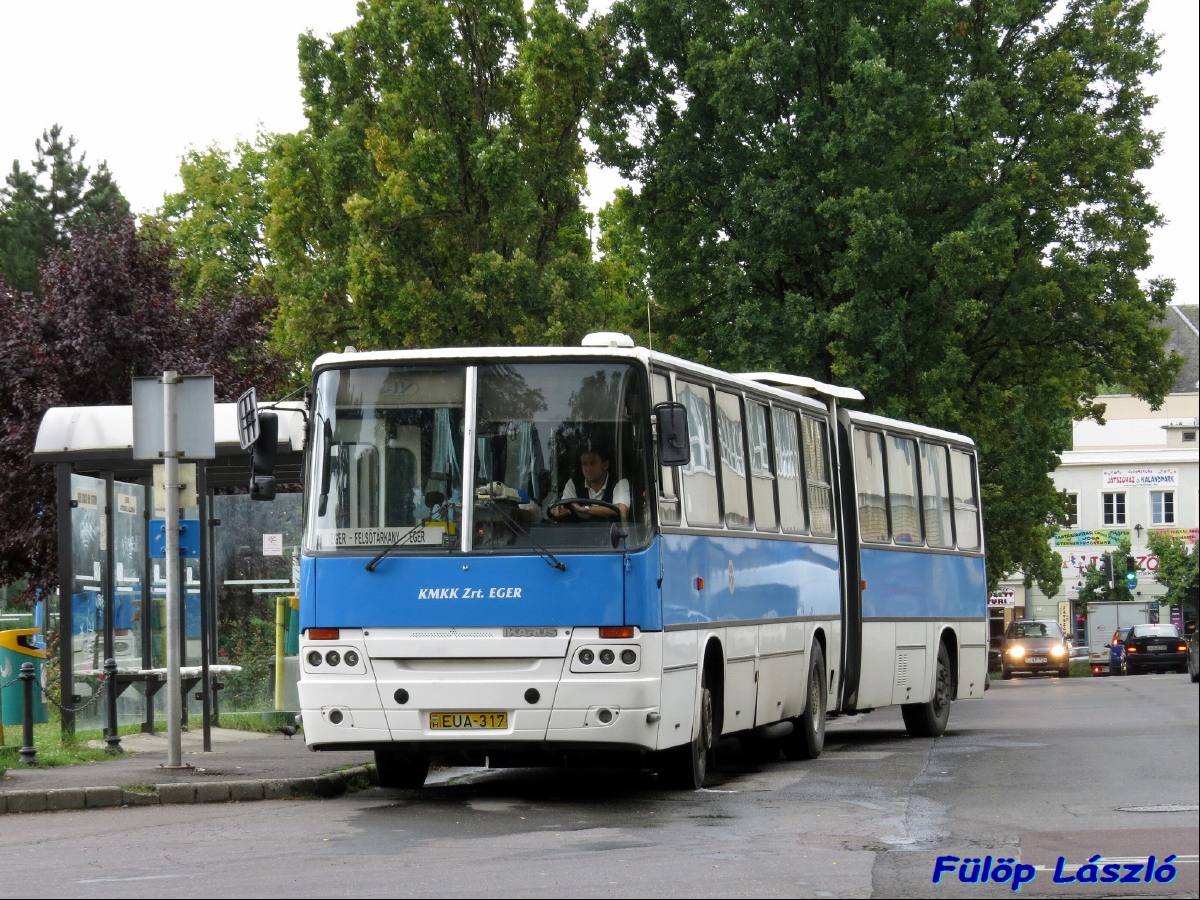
[1102,468,1178,487]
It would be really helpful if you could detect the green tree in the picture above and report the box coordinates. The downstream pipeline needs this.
[1146,532,1199,621]
[592,0,1180,591]
[0,125,129,292]
[266,0,608,364]
[152,133,275,299]
[1077,537,1135,609]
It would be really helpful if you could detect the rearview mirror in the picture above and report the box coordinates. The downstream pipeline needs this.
[654,402,690,467]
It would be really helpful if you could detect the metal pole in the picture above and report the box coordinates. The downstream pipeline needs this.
[275,594,286,711]
[163,371,184,768]
[19,662,38,766]
[103,471,122,753]
[198,462,212,752]
[56,463,75,738]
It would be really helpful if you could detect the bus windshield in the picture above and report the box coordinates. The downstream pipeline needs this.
[306,361,652,553]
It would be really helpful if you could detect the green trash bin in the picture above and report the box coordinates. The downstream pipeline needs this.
[0,628,49,727]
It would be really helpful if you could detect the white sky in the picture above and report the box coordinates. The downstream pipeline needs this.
[1,0,1195,306]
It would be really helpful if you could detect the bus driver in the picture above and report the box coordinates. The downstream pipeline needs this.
[550,444,630,521]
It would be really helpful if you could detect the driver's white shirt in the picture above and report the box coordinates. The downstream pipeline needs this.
[560,474,631,509]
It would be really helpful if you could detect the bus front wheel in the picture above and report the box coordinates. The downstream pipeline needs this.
[783,643,826,760]
[374,748,430,789]
[657,678,713,789]
[902,643,952,738]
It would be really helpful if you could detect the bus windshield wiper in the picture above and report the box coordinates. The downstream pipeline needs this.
[365,499,459,571]
[479,498,566,571]
[364,524,431,571]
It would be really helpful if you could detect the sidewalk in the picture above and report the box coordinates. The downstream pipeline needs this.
[0,727,378,814]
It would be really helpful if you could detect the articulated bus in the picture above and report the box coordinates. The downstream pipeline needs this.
[283,332,987,788]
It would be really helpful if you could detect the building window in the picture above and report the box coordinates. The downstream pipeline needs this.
[1064,493,1079,527]
[1184,431,1197,443]
[1102,492,1126,526]
[1151,491,1175,525]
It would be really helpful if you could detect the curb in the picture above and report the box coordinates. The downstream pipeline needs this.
[0,765,377,815]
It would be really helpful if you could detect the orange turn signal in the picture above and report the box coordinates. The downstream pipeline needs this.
[308,628,340,641]
[1126,646,1137,653]
[599,626,635,639]
[695,577,705,590]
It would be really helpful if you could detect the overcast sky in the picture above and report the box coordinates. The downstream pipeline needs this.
[1,0,1195,306]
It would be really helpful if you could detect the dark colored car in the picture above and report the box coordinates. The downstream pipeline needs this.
[1001,620,1071,679]
[1106,627,1132,676]
[1116,623,1189,675]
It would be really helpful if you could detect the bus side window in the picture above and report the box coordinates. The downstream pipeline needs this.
[950,448,981,550]
[747,401,778,531]
[802,415,834,536]
[677,380,720,527]
[652,372,681,526]
[853,430,889,543]
[772,407,806,534]
[921,443,953,548]
[887,435,922,544]
[715,390,752,529]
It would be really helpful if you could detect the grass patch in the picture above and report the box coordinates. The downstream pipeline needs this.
[119,783,158,795]
[0,708,296,770]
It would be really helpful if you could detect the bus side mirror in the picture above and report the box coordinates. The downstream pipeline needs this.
[249,411,278,501]
[654,402,690,467]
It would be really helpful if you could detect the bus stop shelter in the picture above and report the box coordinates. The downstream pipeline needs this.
[32,401,306,745]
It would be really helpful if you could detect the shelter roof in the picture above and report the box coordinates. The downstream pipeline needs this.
[32,402,307,489]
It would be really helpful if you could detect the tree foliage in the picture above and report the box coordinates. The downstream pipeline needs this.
[1146,532,1199,617]
[0,125,129,293]
[0,216,282,600]
[267,0,618,363]
[1076,535,1134,608]
[592,0,1180,590]
[152,133,275,300]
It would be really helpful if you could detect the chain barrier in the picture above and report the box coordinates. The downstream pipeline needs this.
[39,675,108,715]
[0,673,22,691]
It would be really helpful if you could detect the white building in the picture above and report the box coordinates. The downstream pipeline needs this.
[1017,305,1199,643]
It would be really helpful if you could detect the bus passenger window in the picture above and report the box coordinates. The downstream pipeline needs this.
[921,443,953,548]
[747,402,777,531]
[853,430,889,543]
[772,408,806,533]
[802,415,834,535]
[716,391,752,529]
[887,436,922,544]
[950,449,981,550]
[677,381,720,527]
[652,372,680,526]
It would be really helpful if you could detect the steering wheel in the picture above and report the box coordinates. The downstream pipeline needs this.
[547,498,622,521]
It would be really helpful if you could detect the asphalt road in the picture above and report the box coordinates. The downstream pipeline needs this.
[3,672,1196,899]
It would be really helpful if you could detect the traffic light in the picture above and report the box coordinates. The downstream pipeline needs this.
[1125,555,1138,589]
[1100,555,1113,587]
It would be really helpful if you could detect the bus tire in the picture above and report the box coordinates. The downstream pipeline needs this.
[657,677,713,789]
[902,643,952,738]
[374,748,430,789]
[783,644,826,760]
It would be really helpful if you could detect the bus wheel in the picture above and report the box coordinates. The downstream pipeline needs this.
[902,643,952,738]
[657,678,713,789]
[374,748,430,789]
[783,644,826,760]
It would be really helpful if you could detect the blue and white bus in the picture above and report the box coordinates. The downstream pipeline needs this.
[284,332,987,788]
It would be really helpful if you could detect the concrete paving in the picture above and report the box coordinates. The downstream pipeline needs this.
[0,726,378,813]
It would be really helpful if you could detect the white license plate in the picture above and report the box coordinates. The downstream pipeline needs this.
[1027,656,1047,664]
[1148,644,1166,652]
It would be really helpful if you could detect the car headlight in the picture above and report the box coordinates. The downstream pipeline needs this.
[1051,645,1066,657]
[1009,646,1025,658]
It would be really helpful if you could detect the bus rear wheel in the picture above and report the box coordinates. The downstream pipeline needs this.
[783,644,826,760]
[374,748,430,789]
[657,679,713,789]
[901,643,952,738]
